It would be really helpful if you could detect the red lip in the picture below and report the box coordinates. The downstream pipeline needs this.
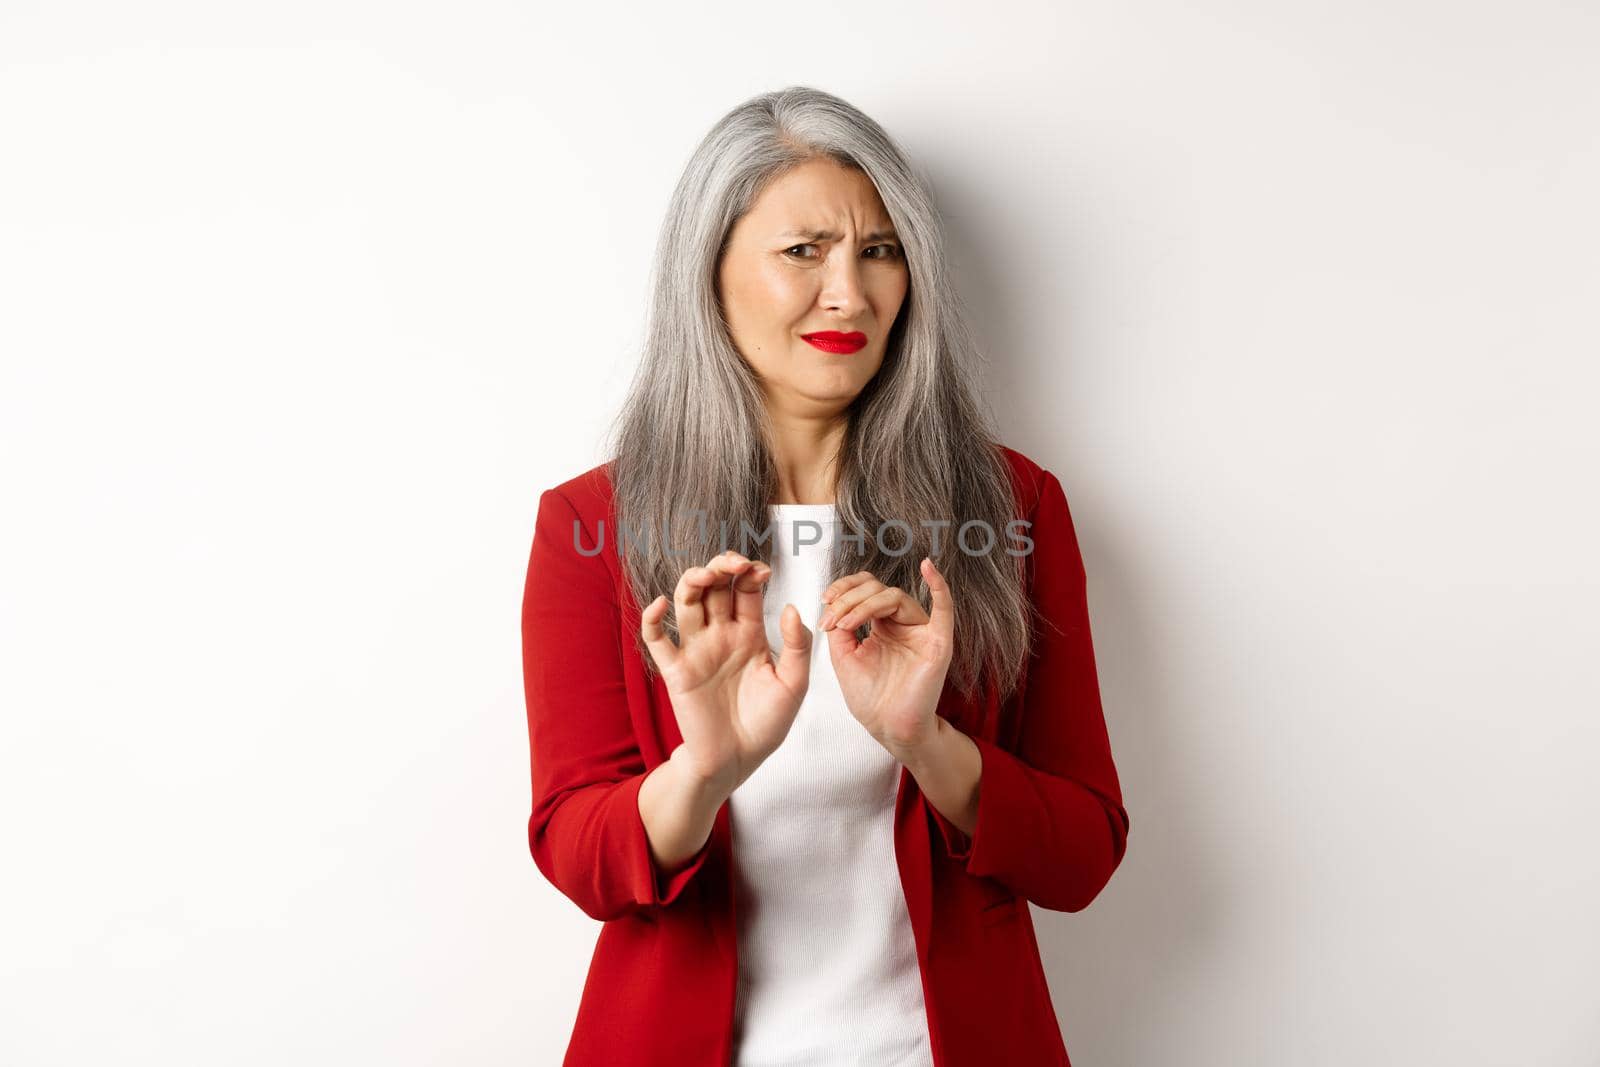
[801,330,868,354]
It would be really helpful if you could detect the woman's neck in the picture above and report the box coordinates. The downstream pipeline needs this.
[766,408,847,505]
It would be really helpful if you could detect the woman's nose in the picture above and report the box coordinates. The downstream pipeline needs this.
[818,256,868,314]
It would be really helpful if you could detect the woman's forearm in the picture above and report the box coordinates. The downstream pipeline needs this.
[896,717,982,838]
[637,746,733,872]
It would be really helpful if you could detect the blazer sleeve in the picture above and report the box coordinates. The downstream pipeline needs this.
[522,486,714,922]
[926,469,1131,913]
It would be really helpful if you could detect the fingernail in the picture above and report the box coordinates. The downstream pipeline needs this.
[819,612,833,629]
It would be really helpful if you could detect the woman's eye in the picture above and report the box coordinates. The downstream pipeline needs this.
[783,243,900,260]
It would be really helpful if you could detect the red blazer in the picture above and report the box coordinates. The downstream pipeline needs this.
[521,444,1130,1067]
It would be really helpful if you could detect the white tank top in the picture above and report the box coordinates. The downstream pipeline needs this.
[727,503,935,1066]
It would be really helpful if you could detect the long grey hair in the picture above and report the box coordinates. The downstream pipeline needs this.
[603,85,1034,704]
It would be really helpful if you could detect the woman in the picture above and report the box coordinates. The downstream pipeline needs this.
[521,85,1130,1067]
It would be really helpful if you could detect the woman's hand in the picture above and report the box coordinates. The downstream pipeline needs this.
[820,557,956,759]
[640,549,814,801]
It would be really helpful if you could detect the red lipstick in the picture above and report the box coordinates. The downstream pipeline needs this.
[801,330,867,354]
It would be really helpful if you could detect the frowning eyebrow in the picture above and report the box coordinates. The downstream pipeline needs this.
[779,227,899,243]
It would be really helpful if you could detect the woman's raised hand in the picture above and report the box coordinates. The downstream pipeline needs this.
[820,558,956,758]
[640,550,813,800]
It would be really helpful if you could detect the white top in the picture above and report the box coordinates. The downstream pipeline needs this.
[728,504,934,1067]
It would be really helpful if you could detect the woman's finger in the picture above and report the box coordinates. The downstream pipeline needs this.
[672,552,753,636]
[819,576,886,629]
[831,587,925,631]
[820,570,877,606]
[702,550,753,623]
[732,559,770,622]
[921,557,956,648]
[640,594,680,670]
[672,563,720,636]
[771,602,814,695]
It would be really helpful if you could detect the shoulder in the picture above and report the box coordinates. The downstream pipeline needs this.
[540,460,616,530]
[995,443,1053,518]
[529,461,623,591]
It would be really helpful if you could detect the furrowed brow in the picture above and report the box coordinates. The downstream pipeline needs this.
[781,227,900,243]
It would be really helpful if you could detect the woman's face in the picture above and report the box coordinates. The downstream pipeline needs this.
[716,157,909,418]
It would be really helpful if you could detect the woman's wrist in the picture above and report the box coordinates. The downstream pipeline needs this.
[894,719,982,838]
[638,747,730,872]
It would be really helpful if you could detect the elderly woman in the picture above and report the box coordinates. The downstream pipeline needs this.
[521,85,1130,1067]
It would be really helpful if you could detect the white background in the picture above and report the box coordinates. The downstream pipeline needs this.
[3,2,1596,1064]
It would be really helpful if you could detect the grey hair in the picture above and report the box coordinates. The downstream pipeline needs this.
[603,85,1033,703]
